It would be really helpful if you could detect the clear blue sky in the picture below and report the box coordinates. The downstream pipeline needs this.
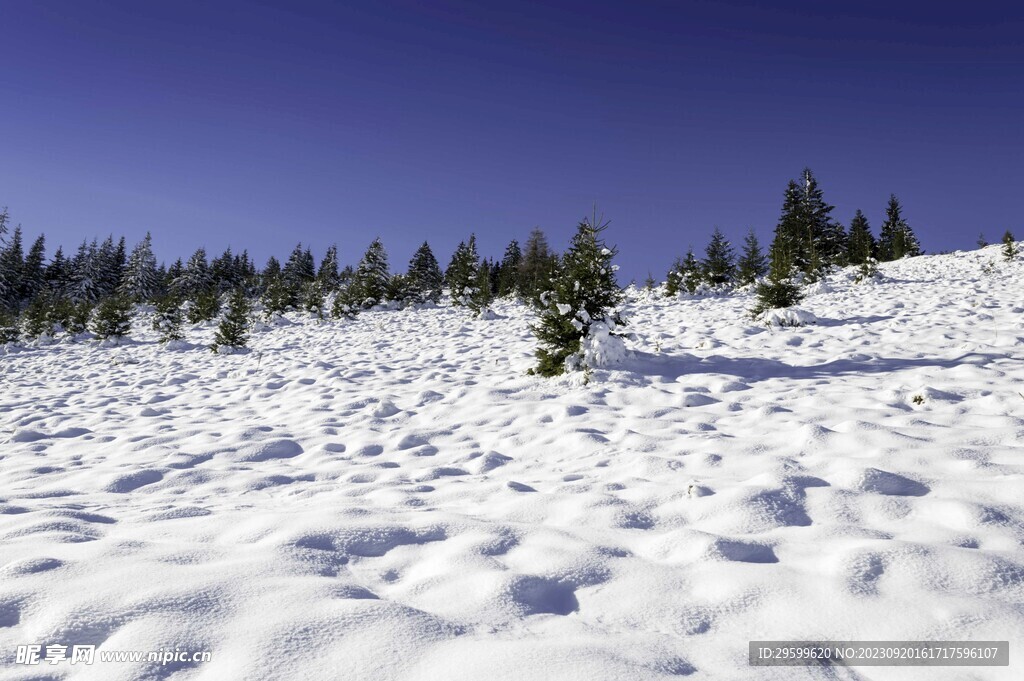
[1,0,1021,282]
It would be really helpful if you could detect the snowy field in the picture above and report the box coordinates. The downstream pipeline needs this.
[1,246,1022,680]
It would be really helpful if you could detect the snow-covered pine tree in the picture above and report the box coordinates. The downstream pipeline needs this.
[90,295,133,340]
[301,278,329,319]
[69,240,104,304]
[20,291,54,340]
[497,240,523,298]
[735,229,768,286]
[21,234,46,304]
[532,213,624,377]
[406,241,444,304]
[317,245,340,288]
[877,194,921,260]
[349,238,390,308]
[118,232,159,302]
[152,295,184,343]
[261,257,291,317]
[445,235,479,306]
[0,224,24,311]
[210,247,240,293]
[702,227,736,286]
[173,248,212,300]
[643,272,656,290]
[384,273,410,307]
[0,309,18,344]
[331,284,359,320]
[665,248,702,296]
[283,243,315,301]
[467,259,493,315]
[211,287,251,353]
[1003,230,1018,261]
[45,246,71,296]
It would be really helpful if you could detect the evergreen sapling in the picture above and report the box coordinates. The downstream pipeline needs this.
[211,288,251,353]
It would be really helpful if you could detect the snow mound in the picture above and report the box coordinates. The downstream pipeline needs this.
[756,307,817,327]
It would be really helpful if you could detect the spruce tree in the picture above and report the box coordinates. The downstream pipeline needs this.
[0,225,24,311]
[21,234,46,303]
[173,248,212,300]
[91,296,133,340]
[735,229,768,286]
[45,246,71,296]
[750,232,804,317]
[302,279,329,319]
[384,273,410,306]
[445,235,479,305]
[331,284,360,320]
[317,245,340,288]
[877,194,921,260]
[643,272,656,290]
[406,241,443,304]
[497,240,523,298]
[532,214,623,377]
[467,259,493,315]
[118,232,159,302]
[211,287,251,353]
[283,243,315,301]
[1003,230,1018,261]
[846,210,876,266]
[702,227,735,286]
[0,309,18,344]
[187,289,221,324]
[519,228,558,307]
[771,169,845,277]
[21,291,54,340]
[349,238,390,308]
[665,248,702,296]
[977,233,988,249]
[152,295,184,343]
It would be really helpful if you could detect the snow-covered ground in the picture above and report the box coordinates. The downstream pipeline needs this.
[1,247,1022,680]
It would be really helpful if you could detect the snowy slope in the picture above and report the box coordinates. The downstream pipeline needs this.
[1,247,1023,680]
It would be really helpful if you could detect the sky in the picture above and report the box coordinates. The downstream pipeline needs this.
[1,0,1021,282]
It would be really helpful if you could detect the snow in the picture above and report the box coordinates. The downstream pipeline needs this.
[1,249,1023,679]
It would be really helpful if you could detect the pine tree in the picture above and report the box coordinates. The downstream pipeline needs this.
[317,245,340,288]
[20,234,46,304]
[735,229,768,286]
[751,231,804,317]
[21,291,54,340]
[384,273,410,306]
[283,243,315,301]
[91,296,133,340]
[702,227,735,286]
[0,309,18,344]
[532,214,624,376]
[349,238,390,308]
[771,169,845,278]
[1003,230,1018,261]
[187,289,221,324]
[877,194,921,260]
[497,240,523,298]
[467,259,493,315]
[665,248,702,296]
[846,210,876,266]
[0,225,24,311]
[45,246,71,296]
[211,287,251,353]
[69,240,103,304]
[302,279,329,319]
[210,247,240,293]
[977,233,988,249]
[406,241,444,304]
[331,284,360,320]
[118,232,159,302]
[152,296,184,343]
[519,228,558,307]
[446,235,479,305]
[173,248,212,299]
[643,272,656,290]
